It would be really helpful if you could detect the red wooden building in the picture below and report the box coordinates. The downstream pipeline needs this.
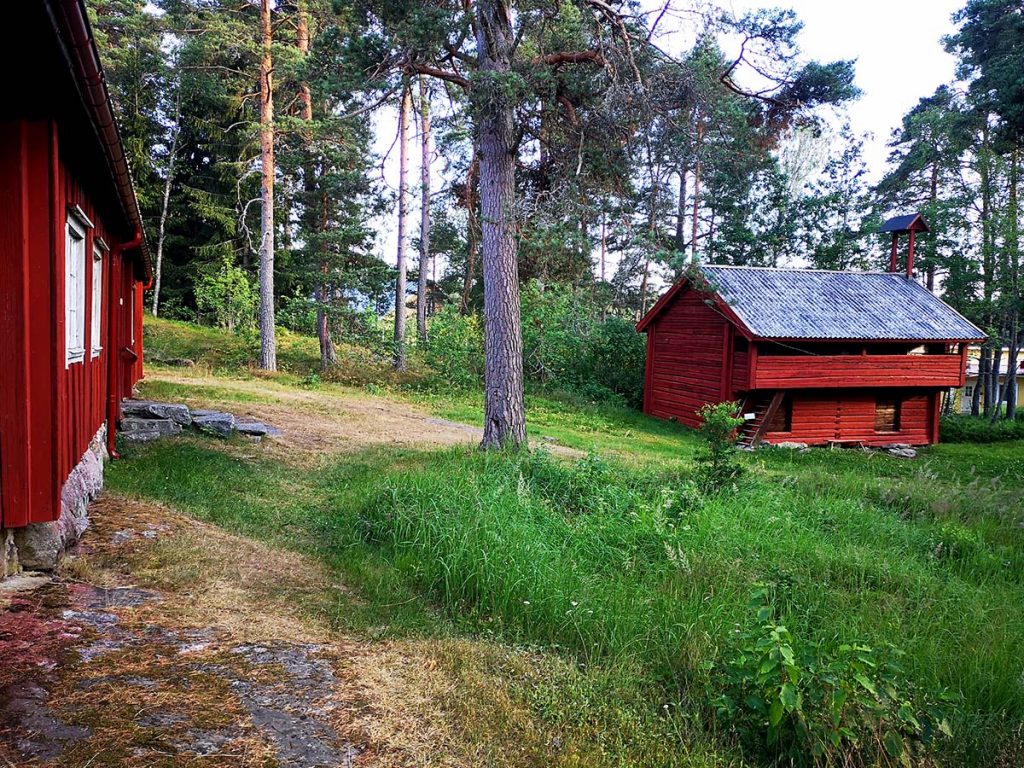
[636,219,984,447]
[0,0,149,574]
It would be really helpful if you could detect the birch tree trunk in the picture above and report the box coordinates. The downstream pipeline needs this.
[151,91,180,317]
[476,0,526,449]
[393,81,411,371]
[416,77,432,342]
[258,0,277,371]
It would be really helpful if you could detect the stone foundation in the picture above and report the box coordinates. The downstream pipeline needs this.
[3,424,108,575]
[2,528,18,579]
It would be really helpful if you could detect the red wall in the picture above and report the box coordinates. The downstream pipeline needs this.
[641,284,946,446]
[645,287,732,427]
[761,390,939,447]
[0,119,143,529]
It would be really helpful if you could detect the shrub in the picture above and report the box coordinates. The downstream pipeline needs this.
[587,316,646,407]
[694,402,745,492]
[714,587,953,767]
[424,305,485,388]
[194,254,258,332]
[277,293,318,335]
[940,414,1024,443]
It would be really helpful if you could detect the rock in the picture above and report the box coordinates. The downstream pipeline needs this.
[13,523,63,571]
[120,417,183,442]
[2,528,18,579]
[192,410,236,437]
[774,441,809,450]
[881,443,911,451]
[887,447,917,459]
[122,400,192,425]
[14,429,105,571]
[235,420,282,438]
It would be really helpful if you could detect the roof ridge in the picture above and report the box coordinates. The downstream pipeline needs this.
[702,264,894,275]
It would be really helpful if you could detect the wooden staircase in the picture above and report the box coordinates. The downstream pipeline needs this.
[737,392,785,449]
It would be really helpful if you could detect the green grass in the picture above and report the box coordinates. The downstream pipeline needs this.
[119,317,1024,766]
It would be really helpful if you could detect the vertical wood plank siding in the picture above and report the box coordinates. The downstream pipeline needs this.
[0,119,142,529]
[645,288,730,427]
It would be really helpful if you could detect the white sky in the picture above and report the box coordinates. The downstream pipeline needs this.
[370,0,964,273]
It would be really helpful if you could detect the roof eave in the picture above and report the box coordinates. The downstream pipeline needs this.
[46,0,152,285]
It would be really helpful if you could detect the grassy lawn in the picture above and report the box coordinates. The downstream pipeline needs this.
[110,317,1024,767]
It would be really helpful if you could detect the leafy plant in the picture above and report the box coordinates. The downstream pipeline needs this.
[694,402,745,491]
[194,253,258,332]
[714,587,954,767]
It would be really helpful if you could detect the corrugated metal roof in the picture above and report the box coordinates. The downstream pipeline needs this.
[702,265,985,341]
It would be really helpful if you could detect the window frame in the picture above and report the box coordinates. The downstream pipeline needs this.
[874,396,902,433]
[65,211,90,366]
[90,240,106,359]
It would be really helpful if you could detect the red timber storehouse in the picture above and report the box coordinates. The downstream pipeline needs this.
[636,215,985,448]
[0,0,149,576]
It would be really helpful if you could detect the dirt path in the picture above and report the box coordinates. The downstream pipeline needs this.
[0,494,553,768]
[0,497,386,767]
[147,371,580,458]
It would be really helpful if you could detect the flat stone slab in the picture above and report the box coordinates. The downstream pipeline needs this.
[122,400,192,426]
[191,410,236,437]
[235,420,282,438]
[121,417,183,442]
[887,447,918,459]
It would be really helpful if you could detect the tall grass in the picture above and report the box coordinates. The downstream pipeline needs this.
[355,448,1024,765]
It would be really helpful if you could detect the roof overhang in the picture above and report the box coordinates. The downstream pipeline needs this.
[635,278,755,339]
[637,277,987,345]
[45,0,151,285]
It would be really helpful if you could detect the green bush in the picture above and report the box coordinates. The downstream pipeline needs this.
[694,402,745,492]
[424,305,485,388]
[194,254,258,332]
[940,414,1024,443]
[714,587,953,767]
[520,281,645,405]
[276,293,318,335]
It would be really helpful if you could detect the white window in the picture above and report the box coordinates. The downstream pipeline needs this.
[90,244,104,358]
[65,214,88,365]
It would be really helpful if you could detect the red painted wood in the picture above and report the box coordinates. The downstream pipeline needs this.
[759,390,935,446]
[0,118,146,529]
[753,354,963,389]
[719,324,733,400]
[645,285,731,426]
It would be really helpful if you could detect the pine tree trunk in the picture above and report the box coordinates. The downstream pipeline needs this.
[927,161,938,291]
[675,166,687,254]
[990,345,1004,419]
[258,0,277,371]
[393,81,411,371]
[460,137,480,315]
[690,122,704,264]
[417,77,432,342]
[296,2,335,370]
[476,0,526,450]
[318,194,337,368]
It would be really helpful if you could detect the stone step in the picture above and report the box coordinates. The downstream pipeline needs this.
[122,399,192,426]
[191,410,236,437]
[236,420,283,438]
[121,417,183,442]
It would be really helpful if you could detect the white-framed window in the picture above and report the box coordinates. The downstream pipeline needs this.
[90,242,105,358]
[65,213,89,365]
